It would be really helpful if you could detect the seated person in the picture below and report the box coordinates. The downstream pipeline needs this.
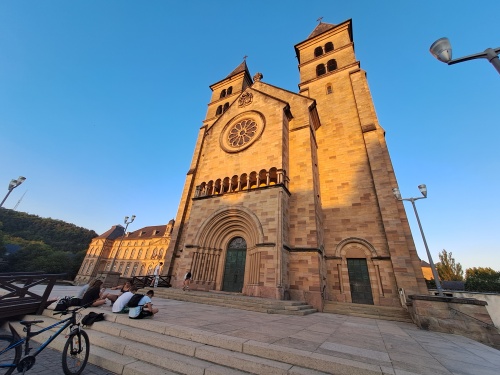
[102,281,132,304]
[128,289,158,319]
[112,285,136,313]
[80,279,107,307]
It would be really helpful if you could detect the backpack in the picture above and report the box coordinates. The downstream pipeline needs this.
[81,312,105,326]
[54,296,72,311]
[127,293,144,308]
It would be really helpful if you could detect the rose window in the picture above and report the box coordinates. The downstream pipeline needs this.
[227,119,257,147]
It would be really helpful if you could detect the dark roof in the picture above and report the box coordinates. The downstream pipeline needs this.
[226,60,250,79]
[421,260,431,267]
[124,225,169,239]
[308,22,336,39]
[97,225,125,240]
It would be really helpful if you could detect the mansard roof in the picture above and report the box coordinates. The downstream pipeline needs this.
[307,22,336,39]
[97,225,125,240]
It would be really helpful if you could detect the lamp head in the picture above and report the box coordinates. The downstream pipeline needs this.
[418,184,427,197]
[131,215,136,222]
[430,37,452,63]
[124,216,129,223]
[392,187,402,200]
[8,179,17,190]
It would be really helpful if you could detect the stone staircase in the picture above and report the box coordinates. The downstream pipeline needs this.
[142,288,317,316]
[13,307,385,375]
[323,301,413,323]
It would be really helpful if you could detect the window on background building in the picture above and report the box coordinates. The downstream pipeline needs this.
[105,262,111,271]
[131,263,138,276]
[139,264,145,275]
[138,249,143,259]
[147,265,153,275]
[125,262,131,276]
[118,262,124,273]
[131,249,135,259]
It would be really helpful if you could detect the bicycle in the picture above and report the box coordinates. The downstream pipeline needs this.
[0,305,90,375]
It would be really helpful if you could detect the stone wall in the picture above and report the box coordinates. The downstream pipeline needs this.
[407,294,500,349]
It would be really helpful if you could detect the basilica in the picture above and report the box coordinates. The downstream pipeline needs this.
[76,19,427,310]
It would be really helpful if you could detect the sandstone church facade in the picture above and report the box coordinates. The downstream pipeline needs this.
[76,19,427,310]
[163,19,427,309]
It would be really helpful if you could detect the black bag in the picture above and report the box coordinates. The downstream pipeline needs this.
[54,296,72,311]
[81,312,105,326]
[127,293,144,308]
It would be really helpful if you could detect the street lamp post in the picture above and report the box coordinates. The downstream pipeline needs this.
[430,37,500,75]
[392,184,444,297]
[0,176,26,208]
[108,215,136,274]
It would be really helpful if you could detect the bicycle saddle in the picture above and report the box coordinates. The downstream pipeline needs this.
[19,320,44,326]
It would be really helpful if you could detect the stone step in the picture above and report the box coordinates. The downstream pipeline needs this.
[29,308,385,375]
[146,288,317,316]
[323,302,413,323]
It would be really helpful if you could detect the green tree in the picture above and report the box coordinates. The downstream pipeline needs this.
[465,267,500,292]
[436,249,464,281]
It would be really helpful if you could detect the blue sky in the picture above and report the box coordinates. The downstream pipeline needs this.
[1,1,499,272]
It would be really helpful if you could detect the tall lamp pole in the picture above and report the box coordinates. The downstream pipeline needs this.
[109,215,136,273]
[392,184,444,297]
[0,177,26,208]
[430,37,500,75]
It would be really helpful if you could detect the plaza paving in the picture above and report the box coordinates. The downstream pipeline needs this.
[3,285,500,374]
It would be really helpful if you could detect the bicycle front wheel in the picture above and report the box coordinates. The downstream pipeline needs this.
[0,334,21,375]
[61,330,89,375]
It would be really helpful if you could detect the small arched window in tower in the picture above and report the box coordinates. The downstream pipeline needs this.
[214,179,222,194]
[249,171,258,189]
[223,102,229,113]
[222,177,230,193]
[325,42,334,52]
[240,173,248,190]
[314,46,324,57]
[220,89,226,99]
[327,59,337,72]
[231,175,239,192]
[227,86,233,95]
[316,64,326,77]
[258,169,267,187]
[326,84,333,95]
[206,180,214,195]
[269,168,278,185]
[216,106,222,116]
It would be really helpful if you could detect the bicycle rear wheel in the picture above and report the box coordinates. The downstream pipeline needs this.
[0,334,21,375]
[61,330,89,375]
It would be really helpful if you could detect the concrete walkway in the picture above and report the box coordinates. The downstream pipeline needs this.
[6,285,500,374]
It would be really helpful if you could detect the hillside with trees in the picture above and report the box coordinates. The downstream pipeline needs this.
[0,209,97,279]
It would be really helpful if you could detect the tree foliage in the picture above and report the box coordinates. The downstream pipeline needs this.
[0,209,98,279]
[465,267,500,293]
[436,249,464,281]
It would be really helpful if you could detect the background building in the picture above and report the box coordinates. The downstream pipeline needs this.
[75,221,174,285]
[162,19,427,310]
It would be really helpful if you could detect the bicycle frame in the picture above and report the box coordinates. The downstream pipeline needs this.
[0,309,82,371]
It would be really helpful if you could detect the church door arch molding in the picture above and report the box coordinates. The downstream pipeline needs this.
[191,206,264,291]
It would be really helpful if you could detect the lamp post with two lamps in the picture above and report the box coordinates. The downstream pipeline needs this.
[392,184,444,297]
[430,37,500,75]
[108,215,136,274]
[0,176,26,208]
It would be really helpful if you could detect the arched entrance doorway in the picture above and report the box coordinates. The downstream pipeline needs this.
[222,237,247,292]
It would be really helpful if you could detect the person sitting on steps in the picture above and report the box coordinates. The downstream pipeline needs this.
[80,279,107,307]
[102,281,132,305]
[112,284,136,313]
[128,289,158,319]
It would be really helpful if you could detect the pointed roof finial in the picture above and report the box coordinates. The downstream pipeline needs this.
[317,16,323,24]
[243,55,248,61]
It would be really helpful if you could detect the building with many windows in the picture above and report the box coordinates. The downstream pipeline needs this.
[74,221,174,285]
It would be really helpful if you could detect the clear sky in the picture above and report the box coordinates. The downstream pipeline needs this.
[1,1,499,272]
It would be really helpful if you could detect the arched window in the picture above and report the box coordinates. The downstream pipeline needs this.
[269,167,278,185]
[316,64,326,76]
[222,177,230,193]
[138,249,142,259]
[131,262,138,276]
[249,171,258,189]
[240,174,248,190]
[258,169,267,187]
[314,46,323,57]
[139,264,145,275]
[216,106,222,116]
[326,85,333,95]
[227,86,233,95]
[327,59,337,72]
[207,180,214,195]
[125,262,131,276]
[220,89,226,98]
[231,175,239,192]
[214,179,222,194]
[130,249,135,259]
[325,42,334,52]
[223,102,229,113]
[118,262,124,273]
[159,249,164,258]
[147,264,153,275]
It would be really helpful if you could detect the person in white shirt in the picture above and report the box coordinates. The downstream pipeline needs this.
[128,289,158,319]
[150,262,163,287]
[112,285,136,313]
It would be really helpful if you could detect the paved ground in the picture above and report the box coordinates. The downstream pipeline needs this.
[3,285,500,374]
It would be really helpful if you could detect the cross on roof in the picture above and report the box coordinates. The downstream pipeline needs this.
[243,55,248,60]
[317,17,323,24]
